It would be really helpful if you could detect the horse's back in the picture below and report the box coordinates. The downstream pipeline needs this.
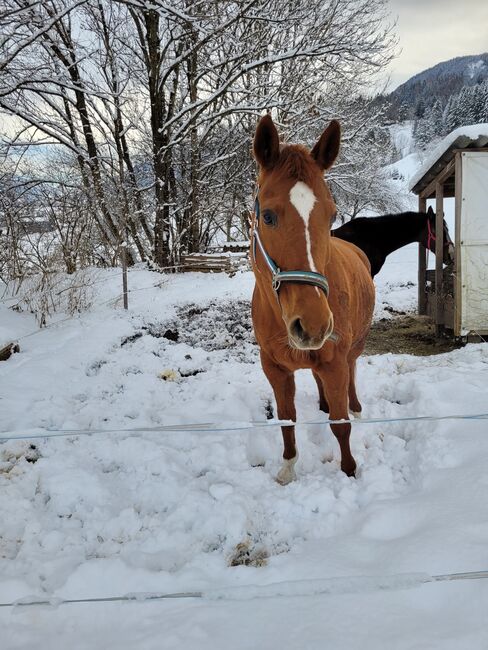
[331,237,371,273]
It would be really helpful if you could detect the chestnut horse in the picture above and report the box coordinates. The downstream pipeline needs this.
[251,115,375,484]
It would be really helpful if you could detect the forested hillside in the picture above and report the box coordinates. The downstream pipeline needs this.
[378,53,488,152]
[386,53,488,119]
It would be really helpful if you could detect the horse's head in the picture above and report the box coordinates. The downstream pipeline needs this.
[252,114,340,350]
[425,206,455,266]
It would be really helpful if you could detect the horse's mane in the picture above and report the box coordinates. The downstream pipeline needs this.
[275,144,317,184]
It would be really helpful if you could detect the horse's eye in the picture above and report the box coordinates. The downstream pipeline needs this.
[263,209,277,226]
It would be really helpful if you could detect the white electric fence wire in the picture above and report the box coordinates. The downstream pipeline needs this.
[1,569,487,609]
[1,412,488,443]
[8,263,245,343]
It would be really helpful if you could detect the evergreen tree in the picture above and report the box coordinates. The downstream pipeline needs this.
[429,99,444,137]
[470,82,488,123]
[483,82,488,122]
[414,98,426,119]
[414,107,433,150]
[444,93,462,132]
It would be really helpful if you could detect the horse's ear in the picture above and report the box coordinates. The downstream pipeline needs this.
[427,206,435,215]
[253,114,280,170]
[311,120,341,171]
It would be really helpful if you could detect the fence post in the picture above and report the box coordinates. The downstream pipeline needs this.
[418,196,427,315]
[121,241,128,310]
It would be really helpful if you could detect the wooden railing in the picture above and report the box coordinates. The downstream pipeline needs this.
[180,251,249,274]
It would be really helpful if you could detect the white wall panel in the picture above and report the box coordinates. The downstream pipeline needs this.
[460,152,488,334]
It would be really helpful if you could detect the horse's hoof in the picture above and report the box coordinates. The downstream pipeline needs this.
[276,469,296,485]
[276,455,298,485]
[341,459,357,478]
[350,410,362,419]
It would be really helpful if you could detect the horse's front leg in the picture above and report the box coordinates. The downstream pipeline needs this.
[348,357,362,417]
[317,360,356,477]
[313,370,329,413]
[260,351,297,485]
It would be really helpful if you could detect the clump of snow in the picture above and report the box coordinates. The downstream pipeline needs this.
[467,59,486,79]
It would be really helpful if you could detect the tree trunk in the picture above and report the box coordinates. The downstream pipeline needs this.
[187,42,200,253]
[145,10,171,267]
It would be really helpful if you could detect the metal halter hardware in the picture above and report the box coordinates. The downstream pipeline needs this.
[252,191,330,298]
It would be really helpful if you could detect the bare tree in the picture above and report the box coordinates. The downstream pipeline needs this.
[1,0,398,271]
[0,0,140,261]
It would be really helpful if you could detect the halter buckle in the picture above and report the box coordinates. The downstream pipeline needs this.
[272,271,281,292]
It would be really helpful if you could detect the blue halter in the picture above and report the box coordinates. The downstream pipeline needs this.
[252,191,330,297]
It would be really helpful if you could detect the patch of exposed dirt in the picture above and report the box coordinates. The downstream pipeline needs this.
[144,299,257,362]
[365,314,464,356]
[139,299,464,359]
[0,443,40,476]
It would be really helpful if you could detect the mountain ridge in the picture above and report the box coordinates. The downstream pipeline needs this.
[395,53,488,94]
[382,53,488,121]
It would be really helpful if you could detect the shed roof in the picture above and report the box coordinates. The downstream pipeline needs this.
[409,123,488,196]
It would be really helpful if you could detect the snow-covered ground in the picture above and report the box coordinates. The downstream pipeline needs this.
[1,242,488,649]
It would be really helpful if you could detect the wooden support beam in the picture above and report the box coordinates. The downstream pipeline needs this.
[419,158,456,199]
[418,196,427,315]
[435,183,444,336]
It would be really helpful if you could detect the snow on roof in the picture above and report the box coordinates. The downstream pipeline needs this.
[409,123,488,193]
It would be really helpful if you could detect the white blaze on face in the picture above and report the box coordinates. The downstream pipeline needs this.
[289,181,317,272]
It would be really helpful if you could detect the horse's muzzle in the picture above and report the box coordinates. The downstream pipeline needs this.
[446,242,455,265]
[288,315,335,350]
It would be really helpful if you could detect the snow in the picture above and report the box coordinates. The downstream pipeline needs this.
[409,123,488,190]
[389,121,415,158]
[1,249,488,647]
[387,151,421,189]
[467,59,486,79]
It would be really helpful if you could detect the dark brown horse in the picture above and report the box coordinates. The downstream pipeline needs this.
[251,115,375,484]
[332,208,454,277]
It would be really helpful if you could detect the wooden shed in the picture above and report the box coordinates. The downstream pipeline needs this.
[410,124,488,339]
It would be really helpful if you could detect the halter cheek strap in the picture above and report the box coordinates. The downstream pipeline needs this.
[252,190,330,297]
[426,214,452,261]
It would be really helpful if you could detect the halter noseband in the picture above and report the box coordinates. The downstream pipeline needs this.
[252,191,330,297]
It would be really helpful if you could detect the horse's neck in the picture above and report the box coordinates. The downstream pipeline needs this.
[374,212,426,256]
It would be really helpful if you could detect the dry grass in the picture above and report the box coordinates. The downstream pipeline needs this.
[365,315,464,356]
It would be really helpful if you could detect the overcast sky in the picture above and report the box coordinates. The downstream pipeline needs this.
[386,0,488,89]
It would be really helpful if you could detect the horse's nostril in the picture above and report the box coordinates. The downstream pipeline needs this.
[291,318,306,340]
[289,317,333,348]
